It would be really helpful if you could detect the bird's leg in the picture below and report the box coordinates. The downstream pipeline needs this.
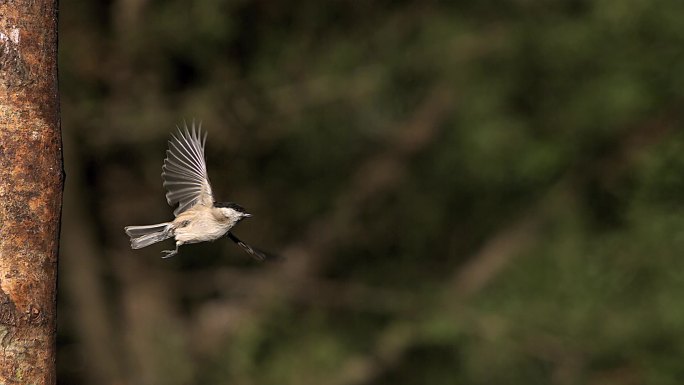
[161,242,180,258]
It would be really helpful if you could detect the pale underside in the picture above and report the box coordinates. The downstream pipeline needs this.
[172,207,239,244]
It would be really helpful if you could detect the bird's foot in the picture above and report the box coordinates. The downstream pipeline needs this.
[161,249,178,259]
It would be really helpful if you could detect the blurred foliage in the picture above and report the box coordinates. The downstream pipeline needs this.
[58,1,684,384]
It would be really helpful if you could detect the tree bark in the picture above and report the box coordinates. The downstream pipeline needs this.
[0,1,62,384]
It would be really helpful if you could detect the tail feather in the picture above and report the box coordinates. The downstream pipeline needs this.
[124,223,173,249]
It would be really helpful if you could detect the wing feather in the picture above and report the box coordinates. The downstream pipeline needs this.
[162,122,214,215]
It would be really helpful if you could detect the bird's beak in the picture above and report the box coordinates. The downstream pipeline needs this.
[243,212,252,218]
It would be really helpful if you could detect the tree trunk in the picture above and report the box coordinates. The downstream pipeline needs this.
[0,1,62,384]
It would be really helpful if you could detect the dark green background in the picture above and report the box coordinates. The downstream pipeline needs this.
[58,1,684,384]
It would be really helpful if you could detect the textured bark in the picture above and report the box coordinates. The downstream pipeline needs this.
[0,1,62,384]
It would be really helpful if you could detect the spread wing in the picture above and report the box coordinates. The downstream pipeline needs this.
[162,122,214,216]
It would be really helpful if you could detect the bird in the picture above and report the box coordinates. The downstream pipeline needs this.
[124,122,272,260]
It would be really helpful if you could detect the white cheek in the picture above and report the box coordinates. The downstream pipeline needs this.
[219,208,241,220]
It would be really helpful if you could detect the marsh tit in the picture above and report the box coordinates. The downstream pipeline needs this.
[124,122,271,260]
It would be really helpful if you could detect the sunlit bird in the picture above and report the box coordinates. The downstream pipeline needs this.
[124,122,271,260]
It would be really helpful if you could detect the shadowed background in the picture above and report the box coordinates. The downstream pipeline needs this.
[58,1,684,384]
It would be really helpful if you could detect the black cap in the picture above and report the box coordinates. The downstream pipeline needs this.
[214,202,248,214]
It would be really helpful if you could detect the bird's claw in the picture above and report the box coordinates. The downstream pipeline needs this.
[161,249,178,258]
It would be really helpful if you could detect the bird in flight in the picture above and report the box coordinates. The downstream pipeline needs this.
[124,122,272,260]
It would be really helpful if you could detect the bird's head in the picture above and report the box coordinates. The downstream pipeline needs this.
[214,202,252,221]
